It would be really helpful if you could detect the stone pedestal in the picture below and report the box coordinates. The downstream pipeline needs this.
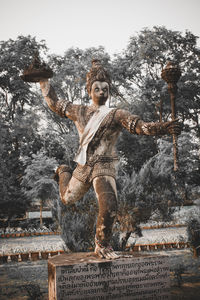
[48,252,170,300]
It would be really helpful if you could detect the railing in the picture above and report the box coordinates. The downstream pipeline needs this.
[0,231,61,238]
[0,224,187,238]
[0,241,191,264]
[0,250,64,263]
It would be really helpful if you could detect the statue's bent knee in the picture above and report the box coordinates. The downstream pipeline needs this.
[62,176,91,205]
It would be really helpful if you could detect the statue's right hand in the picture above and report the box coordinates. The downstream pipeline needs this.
[164,119,182,136]
[95,244,120,260]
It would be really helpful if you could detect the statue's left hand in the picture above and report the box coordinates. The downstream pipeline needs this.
[164,119,182,135]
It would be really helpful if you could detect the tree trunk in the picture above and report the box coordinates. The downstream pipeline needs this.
[193,247,198,259]
[40,202,43,228]
[120,231,132,251]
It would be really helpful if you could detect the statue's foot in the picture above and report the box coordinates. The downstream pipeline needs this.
[95,244,120,260]
[53,165,72,183]
[94,236,120,260]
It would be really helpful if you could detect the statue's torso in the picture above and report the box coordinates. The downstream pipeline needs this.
[74,105,121,160]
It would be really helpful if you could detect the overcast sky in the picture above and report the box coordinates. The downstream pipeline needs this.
[1,0,200,56]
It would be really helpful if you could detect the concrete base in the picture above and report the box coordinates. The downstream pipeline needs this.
[48,252,170,300]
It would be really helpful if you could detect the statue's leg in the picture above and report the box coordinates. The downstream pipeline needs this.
[93,175,119,259]
[56,165,91,205]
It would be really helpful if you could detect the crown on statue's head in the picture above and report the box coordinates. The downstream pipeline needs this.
[86,59,111,94]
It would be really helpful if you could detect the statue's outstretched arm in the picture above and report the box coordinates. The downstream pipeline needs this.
[135,119,181,136]
[115,109,181,136]
[40,79,79,121]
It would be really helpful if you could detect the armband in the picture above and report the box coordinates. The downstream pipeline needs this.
[130,117,140,134]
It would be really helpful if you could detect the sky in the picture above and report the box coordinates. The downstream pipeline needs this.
[1,0,200,56]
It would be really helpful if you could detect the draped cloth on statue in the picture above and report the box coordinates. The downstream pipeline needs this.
[74,105,113,165]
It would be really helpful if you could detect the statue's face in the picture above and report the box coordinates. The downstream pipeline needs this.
[90,81,109,106]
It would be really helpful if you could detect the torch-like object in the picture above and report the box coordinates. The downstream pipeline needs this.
[161,62,181,171]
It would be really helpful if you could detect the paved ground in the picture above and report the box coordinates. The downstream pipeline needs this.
[0,260,48,300]
[129,226,187,245]
[0,234,67,255]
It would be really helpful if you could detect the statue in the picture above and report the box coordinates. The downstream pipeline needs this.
[22,58,181,259]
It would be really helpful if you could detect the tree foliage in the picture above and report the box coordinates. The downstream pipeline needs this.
[126,132,200,221]
[0,36,49,218]
[21,151,58,217]
[59,188,98,252]
[0,116,29,219]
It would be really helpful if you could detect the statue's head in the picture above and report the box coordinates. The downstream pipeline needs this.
[86,59,111,106]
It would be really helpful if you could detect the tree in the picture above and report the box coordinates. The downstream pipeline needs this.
[130,132,200,220]
[22,151,58,227]
[0,35,50,219]
[0,117,29,220]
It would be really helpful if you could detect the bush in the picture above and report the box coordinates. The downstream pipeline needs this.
[187,218,200,258]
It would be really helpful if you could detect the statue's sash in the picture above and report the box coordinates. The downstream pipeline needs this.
[74,105,113,165]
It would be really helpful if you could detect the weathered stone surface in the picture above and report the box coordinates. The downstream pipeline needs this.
[48,252,170,299]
